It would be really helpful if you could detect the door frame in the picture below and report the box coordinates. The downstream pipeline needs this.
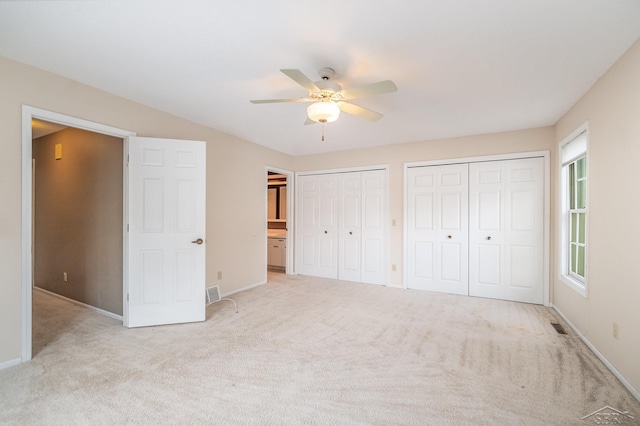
[403,150,551,306]
[21,105,136,362]
[265,166,294,275]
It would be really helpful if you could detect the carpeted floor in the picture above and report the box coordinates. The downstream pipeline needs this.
[1,273,638,425]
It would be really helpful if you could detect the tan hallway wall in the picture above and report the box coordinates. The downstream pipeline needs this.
[33,127,123,315]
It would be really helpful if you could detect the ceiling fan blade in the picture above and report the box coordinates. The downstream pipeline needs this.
[304,117,316,125]
[338,102,384,122]
[250,97,311,104]
[280,69,320,92]
[340,80,397,100]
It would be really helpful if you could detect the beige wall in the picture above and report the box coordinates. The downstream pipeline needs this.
[33,127,123,315]
[554,38,640,392]
[0,56,294,364]
[294,127,555,288]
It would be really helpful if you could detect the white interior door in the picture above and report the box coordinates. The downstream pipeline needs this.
[338,172,362,282]
[360,170,386,285]
[126,136,206,327]
[468,158,544,304]
[296,174,339,279]
[407,164,469,295]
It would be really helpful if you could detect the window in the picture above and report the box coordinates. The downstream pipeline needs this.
[560,125,588,295]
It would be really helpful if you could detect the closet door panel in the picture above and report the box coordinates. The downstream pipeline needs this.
[295,174,338,279]
[407,164,468,294]
[360,170,386,285]
[297,170,387,285]
[469,158,543,304]
[338,172,361,282]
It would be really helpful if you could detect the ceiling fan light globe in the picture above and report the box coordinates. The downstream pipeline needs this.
[307,102,340,123]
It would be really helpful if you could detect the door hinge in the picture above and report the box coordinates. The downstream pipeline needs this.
[127,293,129,301]
[127,224,129,232]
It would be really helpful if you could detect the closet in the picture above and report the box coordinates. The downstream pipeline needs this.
[296,169,387,285]
[407,157,544,304]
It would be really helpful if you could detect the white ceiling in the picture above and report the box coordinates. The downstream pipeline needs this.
[1,1,639,156]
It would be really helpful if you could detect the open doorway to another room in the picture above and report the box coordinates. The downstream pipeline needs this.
[266,168,292,281]
[30,118,124,357]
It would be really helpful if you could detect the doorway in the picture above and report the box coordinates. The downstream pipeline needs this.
[266,166,293,280]
[32,120,124,319]
[21,106,136,361]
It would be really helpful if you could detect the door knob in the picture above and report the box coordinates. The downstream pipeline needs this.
[486,236,491,241]
[447,235,452,239]
[349,231,353,235]
[191,238,204,245]
[324,230,328,234]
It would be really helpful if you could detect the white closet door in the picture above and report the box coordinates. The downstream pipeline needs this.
[360,170,386,285]
[407,164,468,295]
[296,174,339,279]
[468,158,544,304]
[338,172,362,282]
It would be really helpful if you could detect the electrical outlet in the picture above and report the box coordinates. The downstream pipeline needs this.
[217,271,222,280]
[613,322,619,340]
[391,264,397,272]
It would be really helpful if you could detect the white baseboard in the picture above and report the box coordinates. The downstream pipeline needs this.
[385,284,404,289]
[34,287,123,322]
[0,357,22,371]
[221,280,266,298]
[552,304,640,401]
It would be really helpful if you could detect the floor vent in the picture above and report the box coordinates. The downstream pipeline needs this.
[551,322,567,335]
[206,285,238,313]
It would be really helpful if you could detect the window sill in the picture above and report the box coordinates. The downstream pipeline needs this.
[559,274,587,298]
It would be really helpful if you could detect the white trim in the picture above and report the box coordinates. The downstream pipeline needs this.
[552,305,640,401]
[266,166,295,276]
[383,167,391,287]
[557,122,589,298]
[296,164,389,176]
[221,280,266,297]
[405,150,549,169]
[0,358,22,371]
[34,287,124,321]
[403,150,551,306]
[403,164,409,289]
[21,105,135,362]
[385,284,404,289]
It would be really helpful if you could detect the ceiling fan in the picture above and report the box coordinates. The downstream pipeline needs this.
[250,67,397,125]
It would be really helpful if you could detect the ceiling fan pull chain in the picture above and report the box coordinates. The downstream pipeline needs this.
[321,123,325,141]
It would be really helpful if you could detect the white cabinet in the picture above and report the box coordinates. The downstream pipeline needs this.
[268,237,286,268]
[406,157,544,304]
[296,169,387,285]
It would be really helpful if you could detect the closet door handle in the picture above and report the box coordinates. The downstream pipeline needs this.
[349,231,353,235]
[447,235,452,239]
[486,236,492,241]
[324,230,328,234]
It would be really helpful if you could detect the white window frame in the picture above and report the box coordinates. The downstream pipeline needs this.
[558,122,589,297]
